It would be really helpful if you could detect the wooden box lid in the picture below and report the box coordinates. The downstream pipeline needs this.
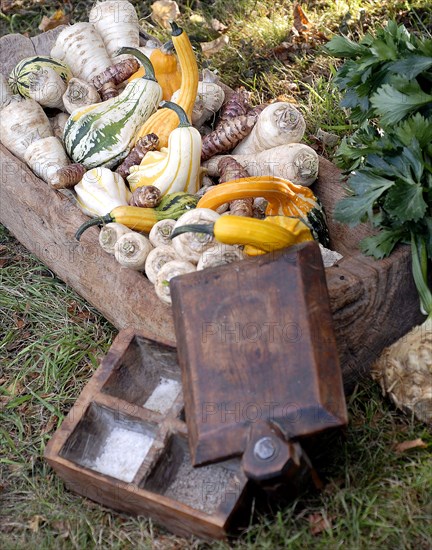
[171,242,348,478]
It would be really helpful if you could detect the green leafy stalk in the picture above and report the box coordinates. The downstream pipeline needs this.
[411,234,432,318]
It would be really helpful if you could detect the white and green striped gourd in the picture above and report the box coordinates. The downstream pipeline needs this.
[64,48,162,169]
[8,56,71,97]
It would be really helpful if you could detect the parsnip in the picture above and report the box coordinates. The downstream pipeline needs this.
[171,208,220,263]
[24,136,70,186]
[99,222,130,254]
[51,23,112,82]
[203,143,319,187]
[114,231,153,270]
[89,0,140,61]
[154,260,196,305]
[63,78,101,114]
[149,219,177,247]
[0,98,53,161]
[197,243,245,270]
[145,244,178,284]
[233,102,306,155]
[28,66,66,110]
[50,113,69,141]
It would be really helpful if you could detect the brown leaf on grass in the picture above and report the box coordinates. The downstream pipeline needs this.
[41,415,58,435]
[38,9,70,32]
[0,258,10,268]
[151,0,180,29]
[51,520,69,539]
[293,2,313,33]
[28,515,46,533]
[211,18,228,32]
[201,35,230,58]
[308,512,333,535]
[274,3,327,61]
[0,245,8,255]
[395,438,427,453]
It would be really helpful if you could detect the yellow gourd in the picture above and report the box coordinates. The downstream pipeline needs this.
[134,22,198,148]
[128,101,202,195]
[170,215,312,254]
[129,42,182,101]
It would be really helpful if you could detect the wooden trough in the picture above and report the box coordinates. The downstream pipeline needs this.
[0,28,424,392]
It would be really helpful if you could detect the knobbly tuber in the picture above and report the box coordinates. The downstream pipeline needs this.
[116,133,159,179]
[201,114,258,161]
[218,156,253,217]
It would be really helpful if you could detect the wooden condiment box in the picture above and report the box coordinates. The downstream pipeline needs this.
[44,329,253,540]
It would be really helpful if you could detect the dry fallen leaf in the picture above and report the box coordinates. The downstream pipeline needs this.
[151,0,180,29]
[38,9,70,32]
[211,18,228,32]
[395,438,427,453]
[308,512,333,535]
[41,415,58,435]
[201,35,229,58]
[28,515,46,533]
[293,2,313,33]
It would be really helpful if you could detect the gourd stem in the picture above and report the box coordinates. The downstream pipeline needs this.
[75,214,113,241]
[170,21,182,37]
[114,47,157,81]
[161,40,175,54]
[160,100,190,127]
[170,223,215,239]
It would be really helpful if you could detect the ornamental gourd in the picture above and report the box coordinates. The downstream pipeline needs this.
[129,41,182,101]
[64,48,162,169]
[134,22,198,148]
[127,101,202,195]
[8,56,71,97]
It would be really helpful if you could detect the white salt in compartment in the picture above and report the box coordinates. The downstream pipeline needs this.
[102,336,182,416]
[60,402,156,483]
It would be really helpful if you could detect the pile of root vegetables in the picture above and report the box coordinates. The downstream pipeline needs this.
[0,0,339,306]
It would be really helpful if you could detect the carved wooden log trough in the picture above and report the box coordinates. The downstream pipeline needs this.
[0,30,423,387]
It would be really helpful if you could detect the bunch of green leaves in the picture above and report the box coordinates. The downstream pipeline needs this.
[335,114,432,259]
[324,20,432,124]
[324,22,432,265]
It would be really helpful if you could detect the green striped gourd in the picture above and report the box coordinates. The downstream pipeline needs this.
[8,56,71,97]
[64,48,162,170]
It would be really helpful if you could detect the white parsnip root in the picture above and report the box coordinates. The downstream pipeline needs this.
[63,78,101,114]
[28,66,66,110]
[197,243,245,270]
[114,232,153,270]
[51,23,112,82]
[233,102,306,155]
[50,113,69,141]
[203,143,319,187]
[89,0,140,61]
[145,245,179,284]
[172,209,220,263]
[155,260,196,305]
[0,98,53,161]
[99,222,131,254]
[149,219,177,247]
[24,136,70,186]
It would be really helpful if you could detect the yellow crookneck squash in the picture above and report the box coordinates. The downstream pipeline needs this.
[127,101,202,196]
[134,22,198,148]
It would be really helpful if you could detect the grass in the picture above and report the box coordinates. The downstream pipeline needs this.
[1,0,432,548]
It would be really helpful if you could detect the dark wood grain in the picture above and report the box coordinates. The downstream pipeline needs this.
[170,242,348,468]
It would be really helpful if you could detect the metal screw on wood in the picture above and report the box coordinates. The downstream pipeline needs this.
[253,437,277,460]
